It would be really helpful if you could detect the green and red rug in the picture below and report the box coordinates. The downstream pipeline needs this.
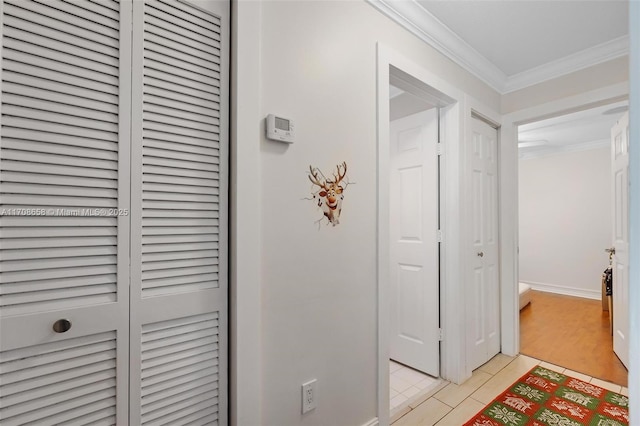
[464,365,629,426]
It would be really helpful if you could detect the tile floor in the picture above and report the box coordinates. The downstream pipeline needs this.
[391,353,629,425]
[390,360,443,412]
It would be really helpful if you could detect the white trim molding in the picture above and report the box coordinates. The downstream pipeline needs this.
[368,0,506,92]
[518,138,610,160]
[521,281,601,301]
[377,41,468,424]
[627,1,640,420]
[367,0,629,95]
[505,36,629,93]
[500,82,629,364]
[231,1,263,425]
[361,418,380,426]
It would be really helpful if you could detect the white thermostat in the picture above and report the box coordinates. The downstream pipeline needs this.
[266,114,295,143]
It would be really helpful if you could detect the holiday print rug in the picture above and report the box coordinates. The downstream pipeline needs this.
[464,365,629,426]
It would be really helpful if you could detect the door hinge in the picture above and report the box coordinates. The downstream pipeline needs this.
[436,143,443,156]
[438,328,444,341]
[437,229,443,242]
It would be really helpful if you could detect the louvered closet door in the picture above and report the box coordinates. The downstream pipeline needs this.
[129,1,228,425]
[0,1,132,425]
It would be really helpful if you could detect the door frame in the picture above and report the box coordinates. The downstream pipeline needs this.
[377,43,467,424]
[499,82,629,361]
[629,1,640,417]
[465,105,503,372]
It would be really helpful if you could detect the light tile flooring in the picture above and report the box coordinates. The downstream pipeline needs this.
[391,353,629,425]
[390,360,443,412]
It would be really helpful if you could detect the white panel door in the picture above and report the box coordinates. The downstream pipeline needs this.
[469,117,500,370]
[389,109,439,376]
[611,112,629,369]
[0,0,131,423]
[129,0,229,424]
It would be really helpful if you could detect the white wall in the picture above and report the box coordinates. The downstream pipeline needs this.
[232,1,500,425]
[234,1,634,424]
[519,147,611,298]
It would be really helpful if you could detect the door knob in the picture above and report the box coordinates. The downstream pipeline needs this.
[477,251,484,258]
[52,319,72,333]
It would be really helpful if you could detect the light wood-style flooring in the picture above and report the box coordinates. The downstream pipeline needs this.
[519,290,628,387]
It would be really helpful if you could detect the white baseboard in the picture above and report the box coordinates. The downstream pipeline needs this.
[361,418,379,426]
[522,281,600,300]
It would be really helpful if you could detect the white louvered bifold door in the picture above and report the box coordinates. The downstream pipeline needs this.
[129,1,228,425]
[0,1,132,425]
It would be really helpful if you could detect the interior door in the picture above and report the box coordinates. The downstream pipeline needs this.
[0,0,132,423]
[389,108,439,376]
[129,0,229,424]
[611,112,629,369]
[0,1,228,424]
[469,116,500,370]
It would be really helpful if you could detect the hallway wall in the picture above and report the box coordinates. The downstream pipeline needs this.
[239,1,500,425]
[519,147,612,298]
[234,1,631,424]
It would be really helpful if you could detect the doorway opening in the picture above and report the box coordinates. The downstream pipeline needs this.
[378,57,460,420]
[387,77,443,413]
[516,100,629,387]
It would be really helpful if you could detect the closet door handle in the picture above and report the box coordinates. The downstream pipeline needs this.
[477,251,484,258]
[52,319,72,333]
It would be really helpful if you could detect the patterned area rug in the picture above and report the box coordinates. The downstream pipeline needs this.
[464,365,629,426]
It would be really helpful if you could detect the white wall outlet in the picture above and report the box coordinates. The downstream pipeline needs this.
[301,379,317,414]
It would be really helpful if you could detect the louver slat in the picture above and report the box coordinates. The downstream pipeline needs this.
[3,49,119,86]
[3,26,119,67]
[0,1,120,316]
[3,17,119,57]
[141,312,219,425]
[7,0,118,38]
[145,2,220,41]
[3,2,119,47]
[140,0,222,298]
[3,93,118,124]
[31,0,120,30]
[0,332,118,426]
[144,85,220,111]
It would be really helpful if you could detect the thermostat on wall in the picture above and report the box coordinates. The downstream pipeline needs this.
[266,114,295,143]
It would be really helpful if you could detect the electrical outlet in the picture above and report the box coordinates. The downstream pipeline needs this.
[301,379,317,414]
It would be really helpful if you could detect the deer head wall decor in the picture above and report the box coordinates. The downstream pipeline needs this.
[308,162,349,227]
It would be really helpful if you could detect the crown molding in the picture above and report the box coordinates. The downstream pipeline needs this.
[367,0,629,95]
[367,0,507,92]
[519,138,609,160]
[504,36,629,93]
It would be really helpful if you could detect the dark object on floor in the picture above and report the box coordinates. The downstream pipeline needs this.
[603,266,613,296]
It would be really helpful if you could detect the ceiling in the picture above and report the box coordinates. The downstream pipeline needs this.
[518,101,628,159]
[376,1,629,156]
[369,0,629,93]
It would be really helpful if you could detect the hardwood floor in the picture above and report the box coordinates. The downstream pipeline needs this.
[519,290,628,386]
